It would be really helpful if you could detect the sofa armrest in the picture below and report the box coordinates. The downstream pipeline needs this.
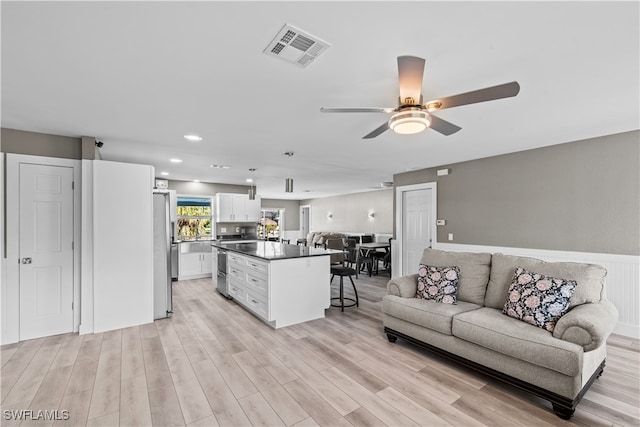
[387,274,418,298]
[553,300,619,352]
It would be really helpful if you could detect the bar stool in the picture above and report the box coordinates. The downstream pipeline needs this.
[330,265,359,311]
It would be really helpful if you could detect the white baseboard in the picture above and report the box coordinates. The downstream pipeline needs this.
[434,242,640,339]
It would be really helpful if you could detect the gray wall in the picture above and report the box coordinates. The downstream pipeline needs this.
[261,199,300,231]
[300,189,393,234]
[1,128,82,159]
[394,130,639,255]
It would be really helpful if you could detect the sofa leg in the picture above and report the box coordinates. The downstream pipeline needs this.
[552,403,575,420]
[386,333,397,343]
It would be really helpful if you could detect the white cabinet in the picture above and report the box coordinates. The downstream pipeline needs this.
[202,252,213,274]
[226,253,270,321]
[178,242,213,280]
[216,193,235,222]
[216,193,261,222]
[221,248,330,328]
[245,196,261,222]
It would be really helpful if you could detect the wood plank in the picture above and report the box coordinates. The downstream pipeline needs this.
[121,326,145,380]
[343,407,385,427]
[321,366,418,427]
[119,374,153,426]
[87,346,121,420]
[376,386,452,426]
[232,350,309,426]
[54,389,92,426]
[282,379,346,427]
[267,345,360,416]
[3,342,61,405]
[86,411,119,427]
[50,333,84,370]
[1,338,46,402]
[155,320,213,424]
[238,392,285,427]
[148,385,186,427]
[191,358,252,427]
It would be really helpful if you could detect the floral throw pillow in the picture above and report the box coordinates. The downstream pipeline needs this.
[416,264,460,304]
[502,267,577,332]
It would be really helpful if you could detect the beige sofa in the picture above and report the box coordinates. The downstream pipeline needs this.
[383,248,618,419]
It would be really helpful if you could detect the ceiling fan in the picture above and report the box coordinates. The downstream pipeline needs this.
[320,56,520,139]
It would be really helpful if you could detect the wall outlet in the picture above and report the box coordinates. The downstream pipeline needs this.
[221,227,227,233]
[448,233,454,241]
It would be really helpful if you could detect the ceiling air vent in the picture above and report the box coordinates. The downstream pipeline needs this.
[264,24,330,68]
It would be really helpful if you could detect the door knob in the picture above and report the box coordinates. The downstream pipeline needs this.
[21,258,32,264]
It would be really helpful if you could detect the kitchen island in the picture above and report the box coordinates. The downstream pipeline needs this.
[212,241,341,328]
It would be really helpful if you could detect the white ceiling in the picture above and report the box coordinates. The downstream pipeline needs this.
[2,1,638,199]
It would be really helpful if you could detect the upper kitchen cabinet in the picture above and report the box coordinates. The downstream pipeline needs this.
[216,193,261,222]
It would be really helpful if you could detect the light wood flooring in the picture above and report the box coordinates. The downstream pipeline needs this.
[2,273,639,426]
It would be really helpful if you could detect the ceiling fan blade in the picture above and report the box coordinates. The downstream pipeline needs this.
[320,107,395,113]
[363,122,390,139]
[397,56,426,104]
[429,114,462,136]
[426,81,520,110]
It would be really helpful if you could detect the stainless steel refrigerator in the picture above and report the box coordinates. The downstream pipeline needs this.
[153,191,173,319]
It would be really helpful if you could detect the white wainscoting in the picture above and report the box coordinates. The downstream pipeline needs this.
[433,242,639,338]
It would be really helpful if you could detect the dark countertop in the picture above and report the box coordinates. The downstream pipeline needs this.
[212,241,342,261]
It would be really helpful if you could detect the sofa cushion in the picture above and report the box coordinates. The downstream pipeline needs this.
[416,265,460,304]
[383,295,481,335]
[502,267,576,332]
[420,249,491,305]
[452,307,583,376]
[484,253,606,309]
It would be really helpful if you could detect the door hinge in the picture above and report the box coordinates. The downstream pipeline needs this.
[72,181,75,190]
[72,302,74,309]
[72,241,74,250]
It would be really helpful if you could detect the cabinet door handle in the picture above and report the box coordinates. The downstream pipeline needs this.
[251,278,257,283]
[251,299,258,304]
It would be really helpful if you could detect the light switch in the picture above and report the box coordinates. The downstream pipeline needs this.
[436,219,446,226]
[448,233,454,241]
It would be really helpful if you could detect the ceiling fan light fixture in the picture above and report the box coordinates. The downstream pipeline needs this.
[388,110,431,135]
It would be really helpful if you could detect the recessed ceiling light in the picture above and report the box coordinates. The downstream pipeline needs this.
[246,178,253,183]
[170,158,183,163]
[209,164,231,169]
[160,171,169,176]
[184,134,203,142]
[193,179,200,183]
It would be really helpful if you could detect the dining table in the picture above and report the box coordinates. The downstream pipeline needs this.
[356,241,391,277]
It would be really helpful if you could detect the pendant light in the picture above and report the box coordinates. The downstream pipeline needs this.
[284,152,294,193]
[248,168,256,200]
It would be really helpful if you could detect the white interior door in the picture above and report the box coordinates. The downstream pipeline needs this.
[19,163,74,340]
[300,206,310,238]
[400,186,434,276]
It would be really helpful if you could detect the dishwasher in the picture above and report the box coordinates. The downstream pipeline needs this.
[216,249,229,298]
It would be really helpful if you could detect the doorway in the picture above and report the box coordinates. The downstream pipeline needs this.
[4,154,80,344]
[395,182,436,277]
[300,205,310,239]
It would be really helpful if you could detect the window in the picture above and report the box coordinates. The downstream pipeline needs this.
[258,209,284,241]
[177,197,212,241]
